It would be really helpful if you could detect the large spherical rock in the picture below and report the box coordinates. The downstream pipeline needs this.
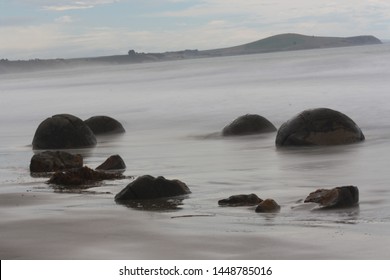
[115,175,191,201]
[222,114,276,136]
[32,114,97,150]
[275,108,365,146]
[84,116,125,135]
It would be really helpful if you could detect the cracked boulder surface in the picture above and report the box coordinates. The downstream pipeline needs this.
[32,114,97,150]
[275,108,365,146]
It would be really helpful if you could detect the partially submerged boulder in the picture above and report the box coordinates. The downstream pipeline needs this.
[218,193,263,206]
[304,186,359,209]
[32,114,97,150]
[115,175,191,201]
[48,166,125,186]
[255,199,281,213]
[84,116,125,135]
[96,155,126,173]
[222,114,276,136]
[275,108,365,146]
[30,151,83,173]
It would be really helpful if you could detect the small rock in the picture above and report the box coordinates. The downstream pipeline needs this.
[218,193,263,206]
[30,151,83,173]
[84,116,125,135]
[255,199,281,213]
[115,175,191,201]
[48,166,125,186]
[96,155,126,172]
[304,186,359,209]
[222,114,276,136]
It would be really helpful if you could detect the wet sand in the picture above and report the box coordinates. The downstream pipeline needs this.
[1,188,388,259]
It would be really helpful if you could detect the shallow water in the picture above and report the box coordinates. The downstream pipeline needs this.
[1,44,390,259]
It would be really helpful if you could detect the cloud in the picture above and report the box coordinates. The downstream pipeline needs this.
[43,4,94,11]
[154,0,390,33]
[42,0,121,11]
[2,0,390,60]
[55,16,75,23]
[0,25,63,58]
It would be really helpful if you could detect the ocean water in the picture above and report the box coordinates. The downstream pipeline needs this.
[1,44,390,259]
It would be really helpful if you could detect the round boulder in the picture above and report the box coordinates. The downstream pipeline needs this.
[115,175,191,201]
[275,108,365,146]
[84,116,125,135]
[222,114,276,136]
[32,114,97,150]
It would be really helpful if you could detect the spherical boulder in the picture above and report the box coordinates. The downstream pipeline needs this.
[222,114,276,136]
[32,114,97,150]
[84,116,125,135]
[275,108,365,147]
[115,175,191,201]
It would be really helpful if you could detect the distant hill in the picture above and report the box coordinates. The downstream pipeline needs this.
[0,33,382,74]
[200,33,382,56]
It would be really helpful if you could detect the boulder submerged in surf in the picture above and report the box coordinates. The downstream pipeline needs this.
[84,115,125,135]
[222,114,276,136]
[275,108,365,147]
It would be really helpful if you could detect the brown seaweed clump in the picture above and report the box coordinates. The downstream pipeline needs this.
[48,166,125,186]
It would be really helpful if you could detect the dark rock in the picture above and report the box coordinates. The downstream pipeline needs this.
[275,108,365,146]
[115,175,191,201]
[30,151,83,173]
[218,193,263,206]
[48,166,125,186]
[255,199,281,213]
[96,155,126,172]
[32,114,97,150]
[222,114,276,136]
[84,116,125,135]
[304,186,359,209]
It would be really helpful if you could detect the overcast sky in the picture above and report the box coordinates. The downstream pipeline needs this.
[1,0,389,60]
